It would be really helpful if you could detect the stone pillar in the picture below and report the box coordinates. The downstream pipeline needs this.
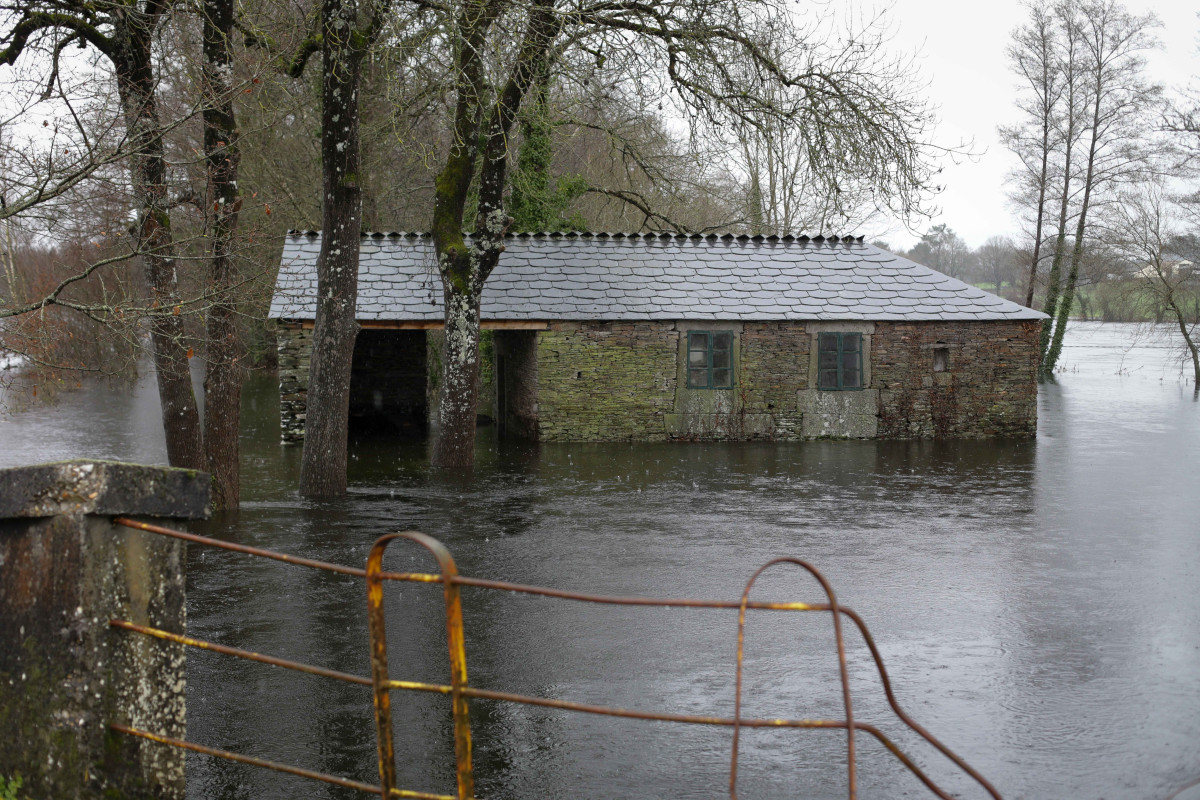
[276,323,312,444]
[0,460,209,800]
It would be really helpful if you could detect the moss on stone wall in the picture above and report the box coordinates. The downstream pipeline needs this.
[536,322,678,441]
[734,322,812,440]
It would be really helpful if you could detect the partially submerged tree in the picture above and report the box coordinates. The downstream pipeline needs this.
[1042,0,1163,375]
[295,0,385,497]
[200,0,244,508]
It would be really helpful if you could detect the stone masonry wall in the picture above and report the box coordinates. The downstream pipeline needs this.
[536,322,678,441]
[277,318,1040,444]
[874,320,1041,438]
[530,319,1039,442]
[276,324,311,444]
[735,321,812,440]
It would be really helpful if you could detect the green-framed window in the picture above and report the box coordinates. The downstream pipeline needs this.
[687,330,733,389]
[818,332,863,390]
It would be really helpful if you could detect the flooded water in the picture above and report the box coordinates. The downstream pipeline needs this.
[2,322,1198,800]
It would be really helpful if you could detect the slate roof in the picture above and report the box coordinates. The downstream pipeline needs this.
[270,230,1046,322]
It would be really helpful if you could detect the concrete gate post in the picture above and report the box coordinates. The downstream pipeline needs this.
[0,460,209,800]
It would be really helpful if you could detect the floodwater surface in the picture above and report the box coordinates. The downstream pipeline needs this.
[1,322,1198,799]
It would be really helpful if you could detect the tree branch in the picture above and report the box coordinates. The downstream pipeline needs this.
[0,10,114,64]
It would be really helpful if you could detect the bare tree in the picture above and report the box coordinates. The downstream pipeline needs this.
[977,235,1020,296]
[733,12,942,236]
[1042,0,1163,375]
[1109,184,1199,386]
[907,224,972,279]
[1001,1,1068,308]
[1035,0,1087,366]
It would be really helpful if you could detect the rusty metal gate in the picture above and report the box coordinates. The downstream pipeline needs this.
[109,517,1002,800]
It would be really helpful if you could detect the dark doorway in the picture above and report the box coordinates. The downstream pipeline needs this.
[492,330,539,439]
[348,330,428,439]
[495,354,507,434]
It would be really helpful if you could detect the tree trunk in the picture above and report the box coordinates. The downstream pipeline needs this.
[1024,133,1051,309]
[435,278,483,468]
[1021,10,1058,310]
[1045,70,1103,376]
[201,0,242,509]
[115,27,203,470]
[298,0,367,497]
[1167,295,1200,388]
[430,0,559,469]
[1037,165,1071,370]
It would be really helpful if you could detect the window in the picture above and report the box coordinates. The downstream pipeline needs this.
[818,332,863,390]
[687,330,733,389]
[933,345,949,373]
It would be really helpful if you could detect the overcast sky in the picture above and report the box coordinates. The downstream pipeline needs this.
[864,0,1200,251]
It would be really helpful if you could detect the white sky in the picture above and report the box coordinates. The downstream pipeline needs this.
[865,0,1200,250]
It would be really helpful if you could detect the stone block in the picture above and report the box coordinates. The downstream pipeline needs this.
[0,460,206,800]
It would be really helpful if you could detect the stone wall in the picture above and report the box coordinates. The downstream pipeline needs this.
[527,319,1040,442]
[874,320,1041,438]
[731,321,811,440]
[0,461,208,800]
[276,324,311,444]
[279,318,1041,444]
[536,322,678,441]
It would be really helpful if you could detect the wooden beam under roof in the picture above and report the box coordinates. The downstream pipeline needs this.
[283,320,550,330]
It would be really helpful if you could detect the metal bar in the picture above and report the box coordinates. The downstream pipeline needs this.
[109,723,452,800]
[459,685,841,728]
[730,558,856,800]
[837,607,1003,800]
[367,535,400,799]
[368,533,475,800]
[114,517,368,578]
[115,517,848,611]
[433,537,475,800]
[110,620,375,687]
[113,517,441,584]
[444,692,961,800]
[447,575,827,610]
[853,722,956,800]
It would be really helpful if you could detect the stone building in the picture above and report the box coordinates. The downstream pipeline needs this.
[271,231,1046,443]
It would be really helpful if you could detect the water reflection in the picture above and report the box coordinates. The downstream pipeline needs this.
[1,323,1197,799]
